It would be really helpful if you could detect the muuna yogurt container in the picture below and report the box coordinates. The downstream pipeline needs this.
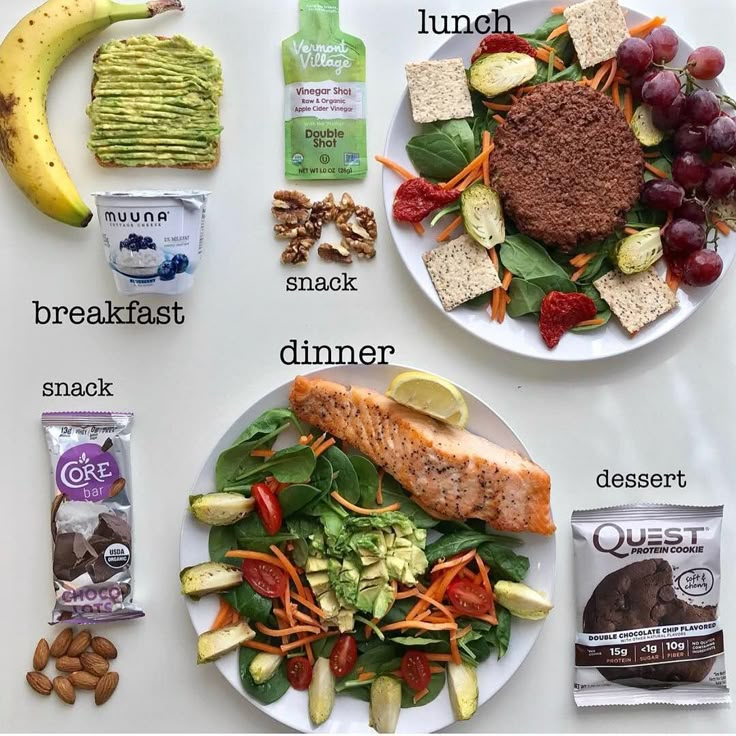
[94,191,210,295]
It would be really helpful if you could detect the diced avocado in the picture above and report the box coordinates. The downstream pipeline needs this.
[309,658,336,726]
[306,571,331,597]
[372,584,395,619]
[351,530,387,558]
[494,581,553,620]
[189,492,255,526]
[385,555,406,582]
[197,621,255,664]
[461,183,506,250]
[357,582,384,613]
[369,676,402,733]
[631,104,665,147]
[180,562,242,599]
[469,52,537,98]
[248,652,283,684]
[360,553,381,566]
[319,590,341,618]
[362,560,389,582]
[337,608,355,633]
[305,556,329,573]
[614,227,663,275]
[447,662,478,720]
[411,528,428,547]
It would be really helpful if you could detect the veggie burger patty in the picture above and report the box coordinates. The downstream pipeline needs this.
[490,82,644,251]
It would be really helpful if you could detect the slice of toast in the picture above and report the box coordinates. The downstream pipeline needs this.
[90,36,222,170]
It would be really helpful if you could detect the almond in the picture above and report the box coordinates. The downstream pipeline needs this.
[80,651,109,677]
[49,627,74,658]
[95,672,119,706]
[91,636,117,660]
[56,656,82,673]
[26,671,52,696]
[110,477,126,497]
[69,670,99,690]
[52,676,76,705]
[67,630,92,658]
[33,639,50,671]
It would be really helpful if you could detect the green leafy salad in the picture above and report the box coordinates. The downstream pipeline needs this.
[180,407,551,732]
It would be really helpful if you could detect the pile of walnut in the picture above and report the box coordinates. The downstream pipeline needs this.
[271,191,377,265]
[26,628,119,706]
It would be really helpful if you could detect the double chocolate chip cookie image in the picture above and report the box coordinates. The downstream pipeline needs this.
[583,559,716,688]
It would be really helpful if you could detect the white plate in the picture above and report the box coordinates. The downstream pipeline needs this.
[179,364,556,733]
[382,1,733,362]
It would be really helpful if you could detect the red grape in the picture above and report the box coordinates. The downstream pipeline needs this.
[705,162,736,199]
[675,199,707,225]
[641,179,685,211]
[662,219,706,256]
[674,123,708,153]
[652,94,685,131]
[631,70,657,103]
[685,89,721,125]
[617,37,654,75]
[688,46,726,81]
[642,70,682,108]
[683,249,723,286]
[672,152,709,190]
[707,116,736,153]
[646,26,680,64]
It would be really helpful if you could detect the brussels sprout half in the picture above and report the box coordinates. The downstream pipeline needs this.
[469,52,537,98]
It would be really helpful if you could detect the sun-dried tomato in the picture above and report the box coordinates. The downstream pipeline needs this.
[471,34,538,64]
[393,178,461,223]
[539,291,597,349]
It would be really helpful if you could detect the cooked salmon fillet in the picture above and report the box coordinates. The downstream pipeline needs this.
[289,376,555,535]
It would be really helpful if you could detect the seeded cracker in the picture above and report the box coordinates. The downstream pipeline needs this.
[405,59,473,124]
[563,0,630,69]
[423,235,501,311]
[594,268,677,335]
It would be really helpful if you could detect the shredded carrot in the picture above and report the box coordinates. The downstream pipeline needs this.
[459,567,475,580]
[250,449,275,458]
[482,130,492,186]
[269,544,307,599]
[429,665,446,675]
[292,592,327,620]
[449,635,462,665]
[413,222,425,236]
[229,609,241,626]
[282,587,296,627]
[492,114,506,126]
[311,433,328,453]
[457,167,483,192]
[256,622,320,638]
[330,490,401,515]
[376,469,384,506]
[612,81,621,108]
[547,22,569,41]
[241,640,284,655]
[225,550,283,566]
[374,155,414,181]
[408,590,455,622]
[490,288,500,322]
[426,653,454,662]
[571,265,588,282]
[452,624,473,641]
[490,248,500,271]
[271,609,293,643]
[575,318,606,328]
[550,5,566,13]
[623,227,640,236]
[601,59,618,92]
[628,16,665,38]
[294,610,322,628]
[666,267,681,293]
[483,101,514,112]
[314,437,335,457]
[413,687,430,704]
[497,290,509,323]
[534,46,566,71]
[305,641,315,665]
[446,607,499,625]
[442,147,493,190]
[381,620,458,633]
[210,598,236,631]
[298,434,314,445]
[590,59,612,91]
[432,549,477,574]
[357,672,376,682]
[623,88,634,123]
[436,215,464,243]
[712,217,731,236]
[645,162,669,179]
[474,553,494,599]
[280,631,336,653]
[502,270,513,290]
[396,588,419,600]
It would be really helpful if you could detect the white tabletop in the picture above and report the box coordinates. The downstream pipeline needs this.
[1,0,735,732]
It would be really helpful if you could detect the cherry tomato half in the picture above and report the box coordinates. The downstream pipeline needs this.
[252,482,283,535]
[400,650,431,692]
[286,656,312,690]
[447,580,492,616]
[329,634,358,678]
[242,558,287,599]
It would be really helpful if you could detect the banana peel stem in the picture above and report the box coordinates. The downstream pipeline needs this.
[108,0,184,22]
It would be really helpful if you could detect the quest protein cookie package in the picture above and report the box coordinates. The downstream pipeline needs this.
[572,505,729,706]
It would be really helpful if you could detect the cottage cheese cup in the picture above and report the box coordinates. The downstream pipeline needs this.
[94,191,210,295]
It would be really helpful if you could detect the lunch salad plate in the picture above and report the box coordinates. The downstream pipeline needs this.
[381,0,735,362]
[179,364,556,733]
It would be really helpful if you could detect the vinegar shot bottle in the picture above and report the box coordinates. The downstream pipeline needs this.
[282,0,367,180]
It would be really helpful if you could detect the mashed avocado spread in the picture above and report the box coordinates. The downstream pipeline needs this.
[87,35,223,168]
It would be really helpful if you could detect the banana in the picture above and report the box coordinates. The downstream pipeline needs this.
[0,0,183,227]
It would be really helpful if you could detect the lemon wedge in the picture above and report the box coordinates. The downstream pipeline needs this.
[386,371,469,428]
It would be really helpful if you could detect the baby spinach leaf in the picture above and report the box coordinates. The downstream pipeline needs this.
[278,483,324,517]
[378,475,440,529]
[389,636,445,647]
[311,636,336,659]
[350,455,380,507]
[644,156,672,181]
[506,278,546,317]
[525,13,568,41]
[406,132,468,181]
[208,525,238,563]
[311,454,335,493]
[486,606,512,659]
[550,61,583,83]
[239,643,289,704]
[478,543,530,582]
[572,309,612,332]
[500,235,569,281]
[227,445,316,489]
[401,671,446,708]
[228,514,297,553]
[225,581,272,623]
[528,274,578,295]
[234,409,301,445]
[286,517,321,566]
[426,530,521,565]
[431,119,475,162]
[356,643,400,672]
[579,282,608,313]
[324,445,361,504]
[575,251,613,285]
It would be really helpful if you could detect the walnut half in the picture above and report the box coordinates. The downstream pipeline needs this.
[318,242,353,264]
[272,190,311,225]
[339,204,377,259]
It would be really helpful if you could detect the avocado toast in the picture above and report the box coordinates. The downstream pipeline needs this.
[87,35,223,169]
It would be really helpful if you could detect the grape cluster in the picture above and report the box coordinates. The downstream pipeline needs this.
[616,31,732,287]
[119,233,156,252]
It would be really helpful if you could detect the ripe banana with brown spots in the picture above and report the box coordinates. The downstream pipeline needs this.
[0,0,183,227]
